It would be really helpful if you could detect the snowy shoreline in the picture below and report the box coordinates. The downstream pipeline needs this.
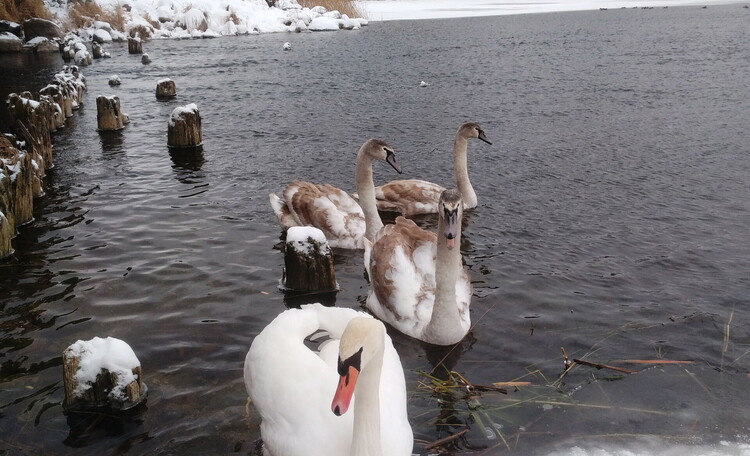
[25,0,745,45]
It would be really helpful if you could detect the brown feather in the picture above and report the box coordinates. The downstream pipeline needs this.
[370,217,436,319]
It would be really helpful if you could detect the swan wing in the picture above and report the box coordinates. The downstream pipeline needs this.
[374,179,445,216]
[367,217,437,339]
[245,304,412,456]
[245,304,355,456]
[269,193,297,229]
[282,181,366,249]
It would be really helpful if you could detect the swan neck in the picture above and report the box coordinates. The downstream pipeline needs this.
[425,215,465,345]
[351,339,384,456]
[453,135,477,208]
[355,151,383,241]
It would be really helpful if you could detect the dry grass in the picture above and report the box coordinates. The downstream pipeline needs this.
[67,0,104,29]
[0,0,54,23]
[296,0,364,19]
[67,1,126,31]
[101,5,126,31]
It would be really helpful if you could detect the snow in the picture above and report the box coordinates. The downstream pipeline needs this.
[0,32,21,42]
[169,103,199,127]
[23,36,49,47]
[287,226,330,255]
[57,0,368,39]
[65,336,141,401]
[93,28,112,42]
[308,16,341,31]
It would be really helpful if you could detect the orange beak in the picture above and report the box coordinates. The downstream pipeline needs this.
[331,365,360,416]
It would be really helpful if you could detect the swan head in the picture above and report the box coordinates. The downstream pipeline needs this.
[458,122,492,145]
[331,317,386,416]
[359,139,403,174]
[439,189,463,249]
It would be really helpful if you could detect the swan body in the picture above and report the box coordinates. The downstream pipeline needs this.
[270,139,402,249]
[366,189,472,346]
[371,122,491,216]
[244,303,413,456]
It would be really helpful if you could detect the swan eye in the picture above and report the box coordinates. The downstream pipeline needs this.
[337,347,363,376]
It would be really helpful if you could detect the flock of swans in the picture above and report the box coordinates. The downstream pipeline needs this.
[244,122,492,456]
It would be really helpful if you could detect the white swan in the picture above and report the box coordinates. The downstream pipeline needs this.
[269,139,402,249]
[244,303,413,456]
[366,189,472,346]
[371,122,491,216]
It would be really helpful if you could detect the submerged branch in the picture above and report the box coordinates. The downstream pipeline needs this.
[423,428,469,450]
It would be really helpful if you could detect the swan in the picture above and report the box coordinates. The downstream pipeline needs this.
[269,139,402,249]
[370,122,491,216]
[244,303,413,456]
[366,188,472,346]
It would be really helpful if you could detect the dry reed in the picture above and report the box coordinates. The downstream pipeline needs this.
[67,1,126,31]
[296,0,364,19]
[0,0,53,23]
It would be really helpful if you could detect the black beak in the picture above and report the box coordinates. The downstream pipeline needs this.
[386,151,403,174]
[478,129,492,145]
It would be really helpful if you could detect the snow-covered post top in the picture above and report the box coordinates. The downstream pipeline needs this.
[62,336,147,411]
[282,226,338,293]
[168,103,202,149]
[156,78,176,99]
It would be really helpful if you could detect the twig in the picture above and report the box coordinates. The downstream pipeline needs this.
[617,359,695,365]
[423,428,469,450]
[573,358,635,374]
[492,381,532,388]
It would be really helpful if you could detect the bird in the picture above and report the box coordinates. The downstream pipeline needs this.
[283,42,291,50]
[269,139,402,249]
[365,189,472,345]
[244,303,413,456]
[366,122,491,216]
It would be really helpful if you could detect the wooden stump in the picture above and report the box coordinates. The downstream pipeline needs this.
[168,103,202,148]
[127,36,142,54]
[156,79,176,99]
[96,95,129,131]
[92,42,104,59]
[63,337,147,411]
[6,92,54,187]
[0,136,35,228]
[282,226,337,292]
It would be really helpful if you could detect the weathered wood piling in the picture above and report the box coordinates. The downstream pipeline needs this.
[62,336,147,412]
[168,103,202,148]
[282,226,337,293]
[127,36,142,54]
[1,67,86,258]
[156,78,176,99]
[96,95,129,131]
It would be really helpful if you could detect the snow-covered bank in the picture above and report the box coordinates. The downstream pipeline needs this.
[357,0,749,21]
[44,0,366,41]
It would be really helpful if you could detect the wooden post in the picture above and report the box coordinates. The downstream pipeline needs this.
[127,36,142,54]
[96,95,129,131]
[156,79,176,99]
[282,226,337,292]
[62,337,147,411]
[92,42,103,59]
[168,104,202,148]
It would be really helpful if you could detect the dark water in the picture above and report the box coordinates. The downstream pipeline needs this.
[1,5,749,455]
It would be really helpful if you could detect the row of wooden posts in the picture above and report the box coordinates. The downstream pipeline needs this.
[96,79,203,150]
[1,66,86,258]
[2,42,332,416]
